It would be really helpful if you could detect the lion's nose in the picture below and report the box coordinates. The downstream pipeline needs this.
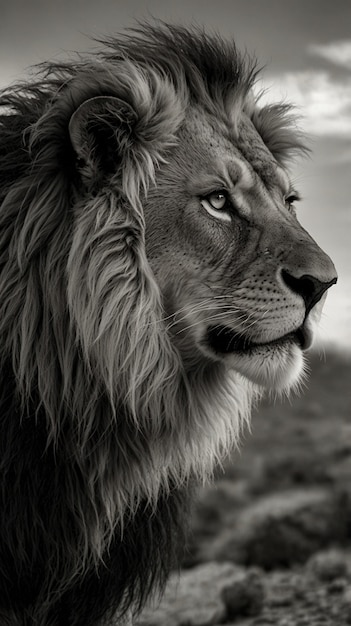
[281,270,337,315]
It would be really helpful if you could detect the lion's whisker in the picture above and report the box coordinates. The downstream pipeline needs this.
[174,310,255,335]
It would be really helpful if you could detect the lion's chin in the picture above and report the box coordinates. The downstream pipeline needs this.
[225,340,305,391]
[204,326,308,391]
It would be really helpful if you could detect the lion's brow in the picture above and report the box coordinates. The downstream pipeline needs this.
[226,159,253,190]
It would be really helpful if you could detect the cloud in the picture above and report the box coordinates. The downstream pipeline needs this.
[256,71,351,138]
[309,40,351,70]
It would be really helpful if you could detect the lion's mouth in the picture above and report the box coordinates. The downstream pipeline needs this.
[207,324,312,354]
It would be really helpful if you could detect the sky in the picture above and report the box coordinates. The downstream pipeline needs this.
[1,0,350,348]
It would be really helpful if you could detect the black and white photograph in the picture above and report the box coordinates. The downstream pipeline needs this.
[0,1,350,625]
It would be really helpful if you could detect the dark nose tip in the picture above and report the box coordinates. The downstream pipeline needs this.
[282,270,337,315]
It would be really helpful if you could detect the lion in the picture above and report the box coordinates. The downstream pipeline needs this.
[0,22,336,626]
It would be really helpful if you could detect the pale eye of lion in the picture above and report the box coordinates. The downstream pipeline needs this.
[200,191,232,222]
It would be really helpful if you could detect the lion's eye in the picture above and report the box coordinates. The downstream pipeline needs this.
[200,191,232,223]
[285,193,300,213]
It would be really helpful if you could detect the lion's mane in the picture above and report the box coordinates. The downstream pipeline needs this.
[0,23,303,626]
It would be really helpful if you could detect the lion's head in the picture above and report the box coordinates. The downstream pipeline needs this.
[0,23,337,624]
[143,101,337,391]
[65,24,337,394]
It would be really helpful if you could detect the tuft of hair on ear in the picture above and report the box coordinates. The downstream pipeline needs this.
[21,59,185,203]
[64,63,186,203]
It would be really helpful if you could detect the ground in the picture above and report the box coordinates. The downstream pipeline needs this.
[137,348,351,626]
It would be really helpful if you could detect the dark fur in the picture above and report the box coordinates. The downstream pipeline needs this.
[0,362,189,625]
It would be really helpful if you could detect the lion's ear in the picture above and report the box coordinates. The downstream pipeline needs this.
[69,95,138,182]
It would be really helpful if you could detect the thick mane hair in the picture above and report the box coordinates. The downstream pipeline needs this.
[0,22,305,626]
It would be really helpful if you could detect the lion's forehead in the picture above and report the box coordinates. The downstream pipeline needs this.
[185,108,289,196]
[236,115,289,188]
